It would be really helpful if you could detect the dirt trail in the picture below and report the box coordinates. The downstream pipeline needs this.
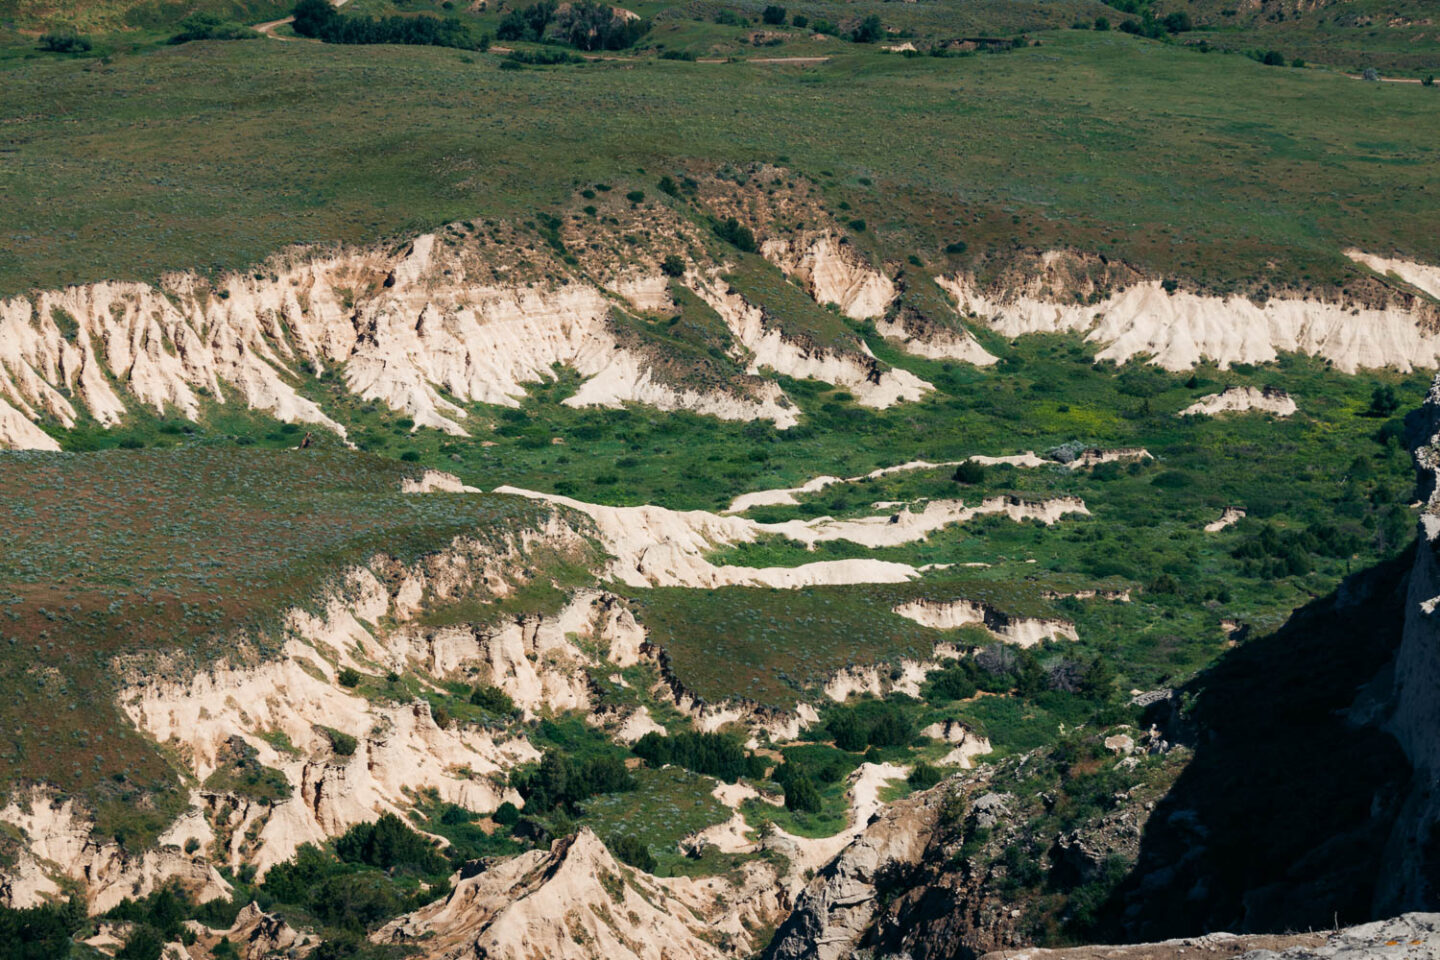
[256,0,351,41]
[696,56,832,64]
[1344,72,1426,84]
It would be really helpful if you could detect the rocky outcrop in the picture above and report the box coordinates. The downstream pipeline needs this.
[499,486,1086,589]
[765,782,950,960]
[114,546,632,880]
[981,913,1440,960]
[1206,506,1248,532]
[758,232,997,366]
[0,788,232,914]
[373,828,787,960]
[186,902,317,959]
[893,598,1079,647]
[1377,373,1440,911]
[0,232,802,451]
[760,233,896,322]
[942,251,1440,373]
[0,518,610,906]
[692,274,932,409]
[1182,386,1297,418]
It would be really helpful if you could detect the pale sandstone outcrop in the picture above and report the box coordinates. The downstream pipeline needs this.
[893,598,1079,647]
[0,789,232,914]
[1205,506,1247,533]
[117,567,636,880]
[0,235,797,450]
[941,257,1440,373]
[185,902,316,959]
[761,233,996,365]
[1065,447,1152,470]
[765,776,951,960]
[824,659,946,701]
[372,828,786,960]
[1346,250,1440,300]
[611,705,667,744]
[692,275,932,409]
[498,486,1085,588]
[401,470,482,493]
[761,234,895,321]
[1181,386,1297,418]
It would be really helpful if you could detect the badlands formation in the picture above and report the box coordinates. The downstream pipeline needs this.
[1,205,1438,453]
[3,191,1440,959]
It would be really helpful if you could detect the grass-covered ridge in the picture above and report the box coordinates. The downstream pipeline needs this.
[0,27,1436,297]
[0,445,568,844]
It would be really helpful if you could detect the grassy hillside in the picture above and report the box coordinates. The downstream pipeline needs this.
[1150,0,1440,75]
[0,28,1436,297]
[0,0,290,31]
[0,447,559,845]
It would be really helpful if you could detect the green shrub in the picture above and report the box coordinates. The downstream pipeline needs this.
[952,461,986,485]
[784,774,822,812]
[712,217,757,252]
[169,13,259,44]
[338,667,362,687]
[850,15,883,42]
[607,833,656,871]
[908,762,943,788]
[335,813,448,873]
[38,31,92,53]
[323,727,358,756]
[762,5,786,25]
[469,684,517,715]
[632,730,752,781]
[493,801,521,826]
[660,254,685,278]
[117,925,165,960]
[1368,384,1400,417]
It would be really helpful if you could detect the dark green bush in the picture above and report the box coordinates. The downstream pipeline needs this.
[783,774,822,812]
[850,14,883,42]
[908,761,943,788]
[633,730,752,781]
[953,461,986,485]
[470,684,518,715]
[607,833,656,871]
[335,813,448,874]
[38,30,92,53]
[169,13,258,43]
[712,217,757,252]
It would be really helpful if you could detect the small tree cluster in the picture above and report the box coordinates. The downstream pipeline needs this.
[292,0,487,50]
[632,730,763,782]
[38,30,92,53]
[512,748,636,812]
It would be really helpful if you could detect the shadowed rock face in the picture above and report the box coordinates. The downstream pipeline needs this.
[1099,551,1413,940]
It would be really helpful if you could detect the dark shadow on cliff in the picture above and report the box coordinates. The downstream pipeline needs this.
[1096,545,1416,941]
